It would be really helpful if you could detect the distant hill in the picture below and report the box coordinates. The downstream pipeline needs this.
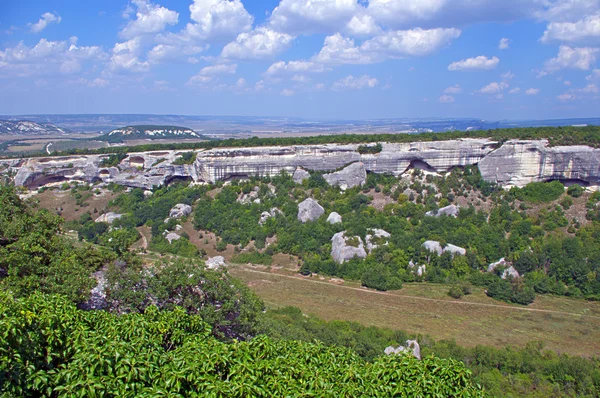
[0,120,70,135]
[98,125,205,143]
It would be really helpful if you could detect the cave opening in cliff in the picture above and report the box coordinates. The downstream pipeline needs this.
[28,175,69,189]
[223,173,250,182]
[407,159,437,173]
[129,156,145,169]
[164,176,193,186]
[544,178,590,187]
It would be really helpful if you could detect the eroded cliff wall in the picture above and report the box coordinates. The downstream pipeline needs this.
[2,138,599,190]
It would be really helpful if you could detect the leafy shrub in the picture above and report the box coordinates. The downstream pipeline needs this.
[232,252,273,265]
[172,151,197,165]
[99,152,127,167]
[0,292,483,397]
[357,143,383,154]
[513,181,564,203]
[567,184,584,198]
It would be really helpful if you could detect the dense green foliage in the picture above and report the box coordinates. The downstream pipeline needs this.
[511,180,566,203]
[357,143,383,154]
[172,151,197,165]
[0,292,483,397]
[0,185,111,303]
[99,153,127,167]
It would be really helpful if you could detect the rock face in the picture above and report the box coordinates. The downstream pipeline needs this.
[259,208,283,225]
[165,232,181,243]
[422,240,466,256]
[298,198,324,223]
[80,269,108,310]
[384,340,421,360]
[323,162,367,190]
[7,138,600,190]
[168,204,192,220]
[206,256,226,270]
[327,212,342,224]
[95,212,123,224]
[365,229,391,253]
[331,232,367,264]
[488,258,521,279]
[478,140,600,187]
[293,167,310,184]
[426,204,459,218]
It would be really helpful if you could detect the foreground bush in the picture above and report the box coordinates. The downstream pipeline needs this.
[0,292,484,397]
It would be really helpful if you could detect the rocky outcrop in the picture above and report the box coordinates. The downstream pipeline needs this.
[165,232,181,243]
[426,204,459,218]
[488,258,520,279]
[422,240,466,256]
[298,198,324,223]
[166,204,192,221]
[327,212,342,224]
[7,138,600,190]
[259,208,283,225]
[385,340,421,360]
[95,212,123,224]
[478,140,600,187]
[331,232,367,264]
[293,167,310,184]
[365,229,391,253]
[323,162,367,190]
[80,269,108,310]
[206,256,226,270]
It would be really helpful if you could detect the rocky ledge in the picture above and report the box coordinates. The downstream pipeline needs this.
[3,138,600,190]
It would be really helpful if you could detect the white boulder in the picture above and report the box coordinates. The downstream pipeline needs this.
[331,232,367,264]
[206,256,226,270]
[298,198,324,223]
[95,212,123,224]
[327,212,342,224]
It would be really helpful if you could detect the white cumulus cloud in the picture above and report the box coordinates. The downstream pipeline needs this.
[448,56,499,71]
[280,88,295,96]
[541,14,600,44]
[120,0,179,39]
[269,0,359,35]
[332,74,378,90]
[438,94,455,103]
[541,45,599,74]
[265,60,331,76]
[198,63,237,75]
[525,88,540,95]
[222,27,294,60]
[557,93,576,101]
[499,38,510,49]
[477,81,509,94]
[29,12,61,33]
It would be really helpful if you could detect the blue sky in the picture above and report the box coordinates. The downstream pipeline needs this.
[1,0,600,120]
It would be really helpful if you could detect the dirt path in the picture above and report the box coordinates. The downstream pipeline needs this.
[236,266,600,320]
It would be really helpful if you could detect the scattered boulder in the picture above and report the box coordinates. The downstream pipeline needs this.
[326,212,342,224]
[384,340,421,360]
[502,266,520,279]
[165,232,181,243]
[487,258,520,279]
[323,162,367,190]
[425,204,459,218]
[238,187,259,204]
[259,207,283,225]
[206,256,226,270]
[422,240,466,257]
[95,212,123,224]
[168,203,192,220]
[293,167,310,184]
[331,232,367,264]
[487,258,510,273]
[298,198,324,223]
[365,229,391,253]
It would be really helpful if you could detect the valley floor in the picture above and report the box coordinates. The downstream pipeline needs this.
[230,265,600,357]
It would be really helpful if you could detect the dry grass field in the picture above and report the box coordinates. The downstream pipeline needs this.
[230,266,600,357]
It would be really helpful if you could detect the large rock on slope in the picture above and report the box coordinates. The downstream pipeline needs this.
[422,240,466,256]
[293,167,310,184]
[365,229,391,253]
[426,204,459,218]
[327,212,342,224]
[95,212,123,224]
[385,340,421,360]
[331,232,367,264]
[297,198,324,223]
[323,162,367,190]
[168,204,192,219]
